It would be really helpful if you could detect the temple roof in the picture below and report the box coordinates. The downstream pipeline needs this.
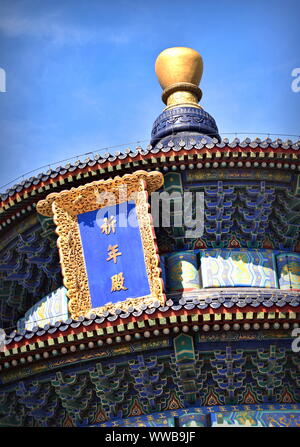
[2,288,300,355]
[1,137,299,231]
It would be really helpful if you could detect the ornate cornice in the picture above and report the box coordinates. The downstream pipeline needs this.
[1,138,300,231]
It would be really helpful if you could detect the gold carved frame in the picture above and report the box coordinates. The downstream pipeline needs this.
[37,170,165,319]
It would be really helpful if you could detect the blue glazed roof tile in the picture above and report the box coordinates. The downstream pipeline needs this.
[2,289,300,346]
[171,305,182,311]
[82,319,94,326]
[24,332,35,339]
[197,303,208,309]
[223,301,234,308]
[1,137,300,210]
[70,321,82,328]
[36,330,46,336]
[210,302,221,309]
[262,301,274,307]
[158,306,170,312]
[184,303,196,310]
[145,308,156,315]
[250,301,260,307]
[237,301,247,307]
[94,317,105,324]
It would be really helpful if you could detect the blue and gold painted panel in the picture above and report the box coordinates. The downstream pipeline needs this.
[17,286,69,331]
[200,249,277,288]
[276,253,300,290]
[211,410,300,427]
[97,406,300,427]
[166,251,200,292]
[178,414,208,427]
[108,415,175,427]
[78,201,151,309]
[163,249,300,291]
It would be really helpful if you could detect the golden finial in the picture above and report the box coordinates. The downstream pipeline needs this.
[155,47,203,110]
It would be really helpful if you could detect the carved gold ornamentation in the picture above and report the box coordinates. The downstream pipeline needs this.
[37,170,165,319]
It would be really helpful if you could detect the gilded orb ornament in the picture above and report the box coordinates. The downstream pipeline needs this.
[155,47,203,109]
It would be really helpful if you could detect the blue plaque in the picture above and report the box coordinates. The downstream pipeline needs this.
[77,201,151,309]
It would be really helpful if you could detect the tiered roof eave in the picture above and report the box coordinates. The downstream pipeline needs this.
[1,137,300,232]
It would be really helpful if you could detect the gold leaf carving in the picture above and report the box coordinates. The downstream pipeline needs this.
[37,171,165,319]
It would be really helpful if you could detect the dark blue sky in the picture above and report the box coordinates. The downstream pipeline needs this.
[0,0,299,189]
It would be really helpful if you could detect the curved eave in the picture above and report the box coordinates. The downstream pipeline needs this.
[1,290,299,375]
[1,138,300,231]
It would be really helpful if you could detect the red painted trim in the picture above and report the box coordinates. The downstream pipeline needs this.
[1,145,299,211]
[4,303,299,351]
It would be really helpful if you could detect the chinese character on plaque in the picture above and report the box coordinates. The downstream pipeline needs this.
[77,201,152,308]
